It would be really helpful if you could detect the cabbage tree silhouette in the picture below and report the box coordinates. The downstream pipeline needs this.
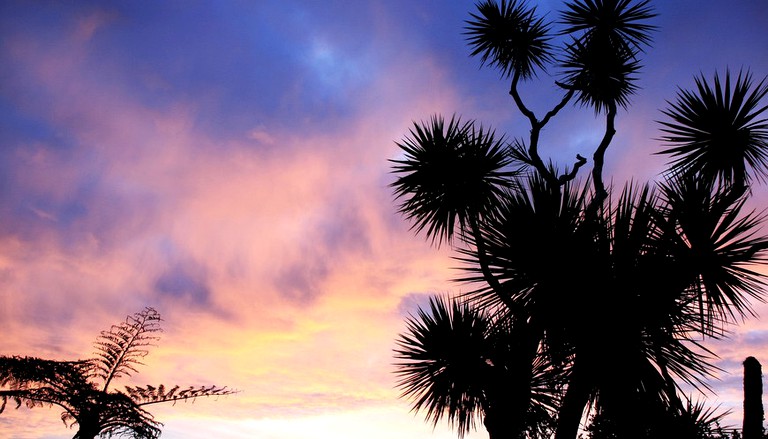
[395,295,561,439]
[0,307,235,439]
[391,1,768,438]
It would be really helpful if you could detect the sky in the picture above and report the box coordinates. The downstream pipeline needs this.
[1,1,767,438]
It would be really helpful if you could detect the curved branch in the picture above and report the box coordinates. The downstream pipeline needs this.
[511,73,581,188]
[509,72,553,184]
[468,215,526,318]
[589,103,617,210]
[509,71,537,123]
[541,86,575,127]
[559,154,588,184]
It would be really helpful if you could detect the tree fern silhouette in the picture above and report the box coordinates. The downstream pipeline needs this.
[0,307,236,439]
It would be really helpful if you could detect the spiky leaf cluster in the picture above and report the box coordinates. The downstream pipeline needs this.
[395,174,767,437]
[658,70,768,190]
[453,176,765,434]
[465,0,553,79]
[559,0,656,51]
[394,296,489,436]
[585,398,730,439]
[394,296,560,438]
[657,175,768,330]
[559,0,656,112]
[391,115,516,245]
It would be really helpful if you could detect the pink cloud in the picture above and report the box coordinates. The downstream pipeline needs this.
[73,9,116,43]
[0,13,468,437]
[3,3,765,437]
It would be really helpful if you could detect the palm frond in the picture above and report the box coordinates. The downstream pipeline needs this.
[559,33,641,112]
[457,174,592,324]
[558,0,655,113]
[657,69,768,189]
[391,115,516,246]
[394,295,489,437]
[658,174,768,331]
[465,0,554,79]
[0,356,91,391]
[559,0,657,51]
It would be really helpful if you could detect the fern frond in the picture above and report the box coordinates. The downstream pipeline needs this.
[125,384,238,406]
[0,355,95,420]
[90,307,162,391]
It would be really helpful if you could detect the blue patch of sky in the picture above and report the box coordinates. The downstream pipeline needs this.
[0,98,80,155]
[0,128,104,244]
[643,1,768,97]
[0,1,80,44]
[0,194,89,245]
[72,2,386,140]
[147,238,226,308]
[396,291,452,320]
[4,0,765,152]
[0,6,84,155]
[29,169,101,226]
[249,1,383,132]
[155,261,211,306]
[32,196,89,227]
[85,3,286,130]
[743,330,768,347]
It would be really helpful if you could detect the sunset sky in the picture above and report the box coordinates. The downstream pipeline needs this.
[1,1,767,438]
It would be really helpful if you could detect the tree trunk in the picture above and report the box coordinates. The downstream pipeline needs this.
[72,408,101,439]
[743,356,764,439]
[483,322,540,439]
[484,408,524,439]
[484,375,532,439]
[73,422,100,439]
[555,358,591,439]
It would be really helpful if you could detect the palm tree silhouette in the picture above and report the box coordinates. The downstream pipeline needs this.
[0,307,235,439]
[391,1,768,438]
